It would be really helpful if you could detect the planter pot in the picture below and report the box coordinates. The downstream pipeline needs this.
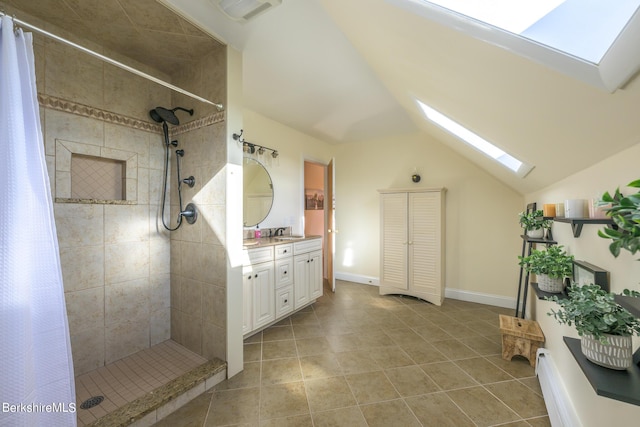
[526,228,544,239]
[537,273,564,293]
[581,334,633,370]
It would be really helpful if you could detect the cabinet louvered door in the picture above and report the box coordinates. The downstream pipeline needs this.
[380,192,408,290]
[408,191,441,300]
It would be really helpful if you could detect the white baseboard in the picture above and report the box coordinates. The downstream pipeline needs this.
[334,272,379,286]
[536,349,580,427]
[334,275,517,309]
[445,287,516,309]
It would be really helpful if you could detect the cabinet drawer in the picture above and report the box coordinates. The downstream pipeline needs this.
[243,246,274,265]
[275,244,293,259]
[293,238,322,255]
[274,258,293,289]
[276,285,294,319]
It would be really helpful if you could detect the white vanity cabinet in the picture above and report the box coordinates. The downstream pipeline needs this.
[378,188,446,306]
[293,239,323,309]
[243,237,322,336]
[242,246,275,334]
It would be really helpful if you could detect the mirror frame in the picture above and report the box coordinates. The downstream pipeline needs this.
[243,157,274,227]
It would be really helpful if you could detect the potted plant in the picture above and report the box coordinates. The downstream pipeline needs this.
[547,284,640,370]
[597,179,640,258]
[519,209,552,239]
[518,245,573,293]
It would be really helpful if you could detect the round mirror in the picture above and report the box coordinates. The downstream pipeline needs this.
[243,157,274,227]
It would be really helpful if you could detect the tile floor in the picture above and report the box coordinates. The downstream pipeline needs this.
[75,340,208,426]
[154,280,550,427]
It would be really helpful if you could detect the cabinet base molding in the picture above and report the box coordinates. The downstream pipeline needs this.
[379,286,444,306]
[444,287,516,310]
[243,300,316,339]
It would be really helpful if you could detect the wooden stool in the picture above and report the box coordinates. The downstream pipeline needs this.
[499,315,545,367]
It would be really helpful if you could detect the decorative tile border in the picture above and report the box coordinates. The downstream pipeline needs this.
[38,94,226,136]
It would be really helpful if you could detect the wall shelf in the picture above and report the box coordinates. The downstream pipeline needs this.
[614,295,640,318]
[531,282,568,301]
[563,337,640,406]
[554,217,614,237]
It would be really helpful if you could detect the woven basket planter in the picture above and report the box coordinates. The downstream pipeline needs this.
[537,273,564,293]
[581,334,633,370]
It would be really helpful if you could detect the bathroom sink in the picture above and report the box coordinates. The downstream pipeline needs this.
[276,236,305,241]
[243,240,260,246]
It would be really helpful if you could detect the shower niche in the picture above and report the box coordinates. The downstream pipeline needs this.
[55,139,138,204]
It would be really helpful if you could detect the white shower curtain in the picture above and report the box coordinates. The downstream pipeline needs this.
[0,16,76,427]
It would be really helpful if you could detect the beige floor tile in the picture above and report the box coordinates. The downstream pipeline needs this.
[290,310,319,325]
[299,354,343,380]
[369,346,414,369]
[345,371,399,404]
[454,357,513,384]
[260,414,313,427]
[400,340,448,364]
[312,406,367,427]
[325,334,361,352]
[431,339,480,360]
[154,391,212,427]
[485,355,536,378]
[304,376,357,413]
[263,325,294,342]
[261,358,303,385]
[405,392,475,427]
[359,399,421,427]
[519,376,544,397]
[526,415,552,427]
[420,361,477,390]
[320,321,354,336]
[215,361,261,391]
[207,387,260,426]
[355,330,394,348]
[496,421,531,427]
[262,340,297,360]
[335,350,380,374]
[260,382,309,420]
[292,324,324,339]
[438,322,481,339]
[485,380,549,419]
[466,320,501,336]
[458,336,502,356]
[413,325,454,342]
[385,328,426,347]
[447,386,520,427]
[244,332,262,343]
[295,337,332,356]
[384,365,439,397]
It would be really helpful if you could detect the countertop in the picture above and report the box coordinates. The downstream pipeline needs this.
[243,235,321,249]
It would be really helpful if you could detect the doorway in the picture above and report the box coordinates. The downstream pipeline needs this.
[303,160,335,292]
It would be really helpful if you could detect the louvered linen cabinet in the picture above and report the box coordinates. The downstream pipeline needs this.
[378,188,446,306]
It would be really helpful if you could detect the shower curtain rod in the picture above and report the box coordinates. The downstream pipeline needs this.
[0,12,224,111]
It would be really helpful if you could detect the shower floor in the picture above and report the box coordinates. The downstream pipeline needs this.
[75,340,224,426]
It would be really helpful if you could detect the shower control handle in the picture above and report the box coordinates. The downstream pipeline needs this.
[182,176,196,188]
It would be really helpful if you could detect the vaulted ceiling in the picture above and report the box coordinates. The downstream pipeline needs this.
[4,0,640,194]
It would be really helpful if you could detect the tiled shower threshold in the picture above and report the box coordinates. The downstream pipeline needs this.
[75,340,226,427]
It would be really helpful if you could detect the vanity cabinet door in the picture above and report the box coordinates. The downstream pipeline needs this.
[250,261,275,330]
[242,267,253,335]
[309,250,323,300]
[293,254,310,309]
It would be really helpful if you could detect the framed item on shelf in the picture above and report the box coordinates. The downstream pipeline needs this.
[572,260,609,291]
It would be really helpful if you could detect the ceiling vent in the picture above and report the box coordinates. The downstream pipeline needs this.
[215,0,282,22]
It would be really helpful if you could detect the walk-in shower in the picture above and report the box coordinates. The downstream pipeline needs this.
[150,106,198,230]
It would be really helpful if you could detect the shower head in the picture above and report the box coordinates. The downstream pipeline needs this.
[149,107,179,125]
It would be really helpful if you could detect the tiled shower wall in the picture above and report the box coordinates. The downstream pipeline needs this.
[30,18,173,376]
[169,46,229,362]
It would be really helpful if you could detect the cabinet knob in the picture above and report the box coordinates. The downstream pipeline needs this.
[284,299,288,303]
[307,260,310,263]
[248,275,251,280]
[254,274,258,278]
[284,249,287,253]
[310,258,314,262]
[284,271,287,274]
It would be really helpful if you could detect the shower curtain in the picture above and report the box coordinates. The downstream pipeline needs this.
[0,16,76,427]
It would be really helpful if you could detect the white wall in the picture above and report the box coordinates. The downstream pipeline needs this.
[527,142,640,426]
[334,131,524,303]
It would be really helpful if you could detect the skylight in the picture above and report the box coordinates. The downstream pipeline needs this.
[416,100,533,178]
[388,0,640,91]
